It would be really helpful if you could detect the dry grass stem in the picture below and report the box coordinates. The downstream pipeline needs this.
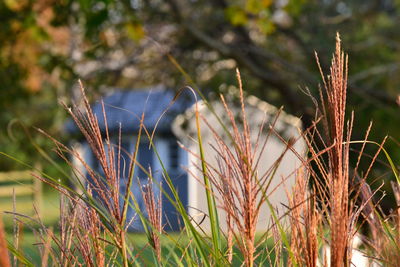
[0,215,11,267]
[140,176,163,263]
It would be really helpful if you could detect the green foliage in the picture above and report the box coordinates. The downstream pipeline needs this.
[225,6,248,26]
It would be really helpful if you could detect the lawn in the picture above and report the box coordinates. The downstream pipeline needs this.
[1,189,153,265]
[1,188,60,229]
[2,189,278,265]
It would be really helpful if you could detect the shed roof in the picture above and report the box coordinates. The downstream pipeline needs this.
[65,86,197,135]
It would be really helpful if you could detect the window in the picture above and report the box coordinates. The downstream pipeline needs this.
[169,139,179,171]
[137,141,153,180]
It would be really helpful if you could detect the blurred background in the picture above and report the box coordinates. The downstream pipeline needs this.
[0,0,399,208]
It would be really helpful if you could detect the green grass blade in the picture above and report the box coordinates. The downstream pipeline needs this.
[194,108,223,257]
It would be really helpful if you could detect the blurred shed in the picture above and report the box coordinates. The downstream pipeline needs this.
[66,86,305,231]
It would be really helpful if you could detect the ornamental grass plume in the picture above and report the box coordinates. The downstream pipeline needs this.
[140,177,163,263]
[288,167,320,267]
[197,69,298,267]
[36,81,148,267]
[195,70,258,266]
[307,33,386,267]
[317,33,352,267]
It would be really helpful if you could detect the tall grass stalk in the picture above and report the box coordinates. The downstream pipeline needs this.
[304,33,391,266]
[316,33,352,267]
[0,216,11,267]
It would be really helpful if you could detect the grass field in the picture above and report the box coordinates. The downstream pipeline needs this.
[2,190,153,265]
[2,189,279,265]
[1,189,60,229]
